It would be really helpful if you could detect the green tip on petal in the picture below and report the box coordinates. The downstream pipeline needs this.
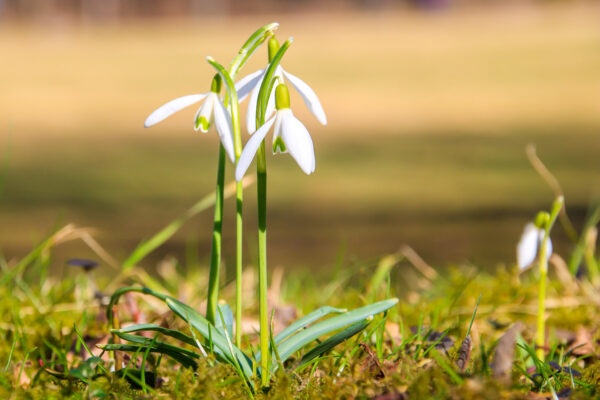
[268,37,281,62]
[195,116,210,132]
[211,74,222,93]
[534,211,550,229]
[273,136,287,153]
[275,84,290,110]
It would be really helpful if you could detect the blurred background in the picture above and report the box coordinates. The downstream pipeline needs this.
[0,0,599,274]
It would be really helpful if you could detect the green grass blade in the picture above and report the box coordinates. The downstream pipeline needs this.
[113,324,196,347]
[122,180,244,270]
[112,332,200,360]
[100,343,198,369]
[274,306,347,345]
[269,298,398,365]
[296,319,370,370]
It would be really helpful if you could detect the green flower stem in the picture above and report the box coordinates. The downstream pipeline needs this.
[207,57,248,347]
[536,196,564,360]
[253,37,292,387]
[205,23,277,342]
[256,145,268,386]
[206,145,226,325]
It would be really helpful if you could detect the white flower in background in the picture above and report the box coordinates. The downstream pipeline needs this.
[235,84,315,181]
[517,222,553,270]
[144,75,235,162]
[234,40,327,134]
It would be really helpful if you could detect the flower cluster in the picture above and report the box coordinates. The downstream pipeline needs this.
[144,48,326,177]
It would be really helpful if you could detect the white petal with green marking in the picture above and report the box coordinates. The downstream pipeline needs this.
[144,93,207,127]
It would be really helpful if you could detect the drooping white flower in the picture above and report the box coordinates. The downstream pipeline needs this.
[234,39,327,134]
[144,75,235,162]
[235,84,315,181]
[517,222,553,270]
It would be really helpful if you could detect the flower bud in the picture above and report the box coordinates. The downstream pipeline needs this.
[211,73,222,93]
[275,84,290,110]
[268,37,280,62]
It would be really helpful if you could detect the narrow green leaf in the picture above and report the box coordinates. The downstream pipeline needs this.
[105,286,253,378]
[113,332,200,360]
[268,299,398,365]
[113,324,196,347]
[297,319,370,369]
[165,298,254,379]
[215,304,234,340]
[229,23,279,78]
[99,343,198,369]
[275,306,346,345]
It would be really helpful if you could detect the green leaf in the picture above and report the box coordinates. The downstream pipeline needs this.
[229,23,279,78]
[275,306,346,345]
[215,304,234,339]
[99,343,198,369]
[113,324,196,347]
[165,298,254,379]
[271,298,398,366]
[113,332,200,361]
[105,286,253,379]
[297,319,370,369]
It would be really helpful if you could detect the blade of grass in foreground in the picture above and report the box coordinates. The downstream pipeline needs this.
[122,176,254,270]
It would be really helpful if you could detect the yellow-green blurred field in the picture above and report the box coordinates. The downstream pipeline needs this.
[1,4,599,270]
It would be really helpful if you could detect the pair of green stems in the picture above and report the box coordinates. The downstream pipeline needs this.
[204,29,290,387]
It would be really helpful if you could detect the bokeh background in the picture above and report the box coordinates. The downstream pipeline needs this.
[1,0,599,274]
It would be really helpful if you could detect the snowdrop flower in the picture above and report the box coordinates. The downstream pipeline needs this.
[234,38,327,134]
[144,74,235,162]
[517,222,552,270]
[236,84,315,181]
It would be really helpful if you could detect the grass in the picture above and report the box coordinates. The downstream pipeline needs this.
[0,222,599,398]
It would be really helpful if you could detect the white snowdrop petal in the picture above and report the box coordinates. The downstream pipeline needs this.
[213,99,236,163]
[517,223,540,269]
[279,111,315,175]
[194,94,216,133]
[235,69,264,103]
[265,89,276,121]
[282,69,327,125]
[144,94,207,127]
[235,117,276,181]
[246,83,261,134]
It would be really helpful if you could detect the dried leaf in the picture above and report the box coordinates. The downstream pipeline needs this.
[490,322,523,380]
[456,334,472,371]
[360,343,386,380]
[568,326,596,357]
